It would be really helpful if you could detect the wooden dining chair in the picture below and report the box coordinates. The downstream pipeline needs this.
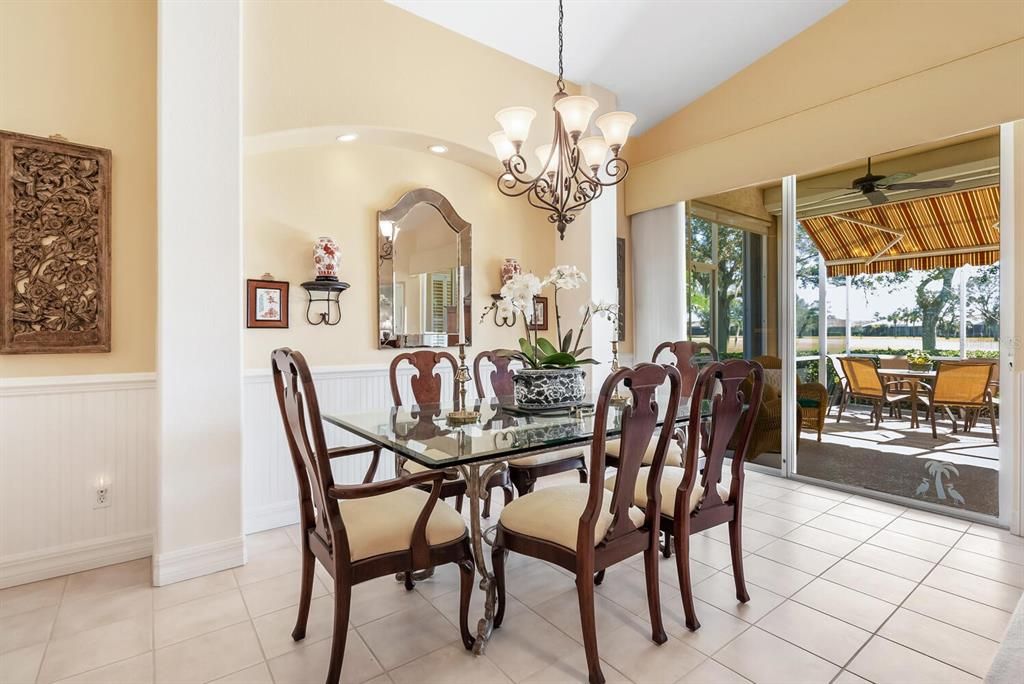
[606,360,764,631]
[604,340,717,471]
[271,348,475,683]
[473,349,588,496]
[492,362,684,684]
[838,356,913,428]
[390,351,514,518]
[921,360,998,443]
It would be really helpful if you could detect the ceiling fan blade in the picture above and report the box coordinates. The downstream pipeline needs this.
[883,180,956,190]
[865,190,889,206]
[805,186,856,190]
[878,172,914,185]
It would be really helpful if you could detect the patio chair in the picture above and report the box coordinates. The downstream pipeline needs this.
[837,356,915,429]
[920,360,997,443]
[827,354,851,419]
[878,356,912,416]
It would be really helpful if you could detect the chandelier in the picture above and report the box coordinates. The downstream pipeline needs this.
[488,0,636,240]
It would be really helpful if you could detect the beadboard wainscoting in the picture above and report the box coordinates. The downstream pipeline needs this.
[0,373,157,589]
[244,363,467,534]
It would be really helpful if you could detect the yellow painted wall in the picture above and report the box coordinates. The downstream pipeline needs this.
[244,144,554,369]
[244,0,572,155]
[0,0,156,378]
[625,0,1024,214]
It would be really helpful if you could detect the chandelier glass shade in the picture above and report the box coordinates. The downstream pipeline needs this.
[489,0,636,239]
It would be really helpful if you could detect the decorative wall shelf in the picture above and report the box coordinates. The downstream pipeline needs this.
[488,294,516,327]
[301,280,349,326]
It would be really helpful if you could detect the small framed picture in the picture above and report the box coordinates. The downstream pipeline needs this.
[247,279,289,328]
[528,295,549,331]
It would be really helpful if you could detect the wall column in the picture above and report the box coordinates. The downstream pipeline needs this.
[631,203,687,361]
[154,0,244,585]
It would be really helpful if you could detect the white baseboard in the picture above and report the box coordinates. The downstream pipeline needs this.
[153,535,247,586]
[245,501,299,534]
[0,532,153,589]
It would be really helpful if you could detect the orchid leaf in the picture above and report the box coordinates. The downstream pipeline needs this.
[573,358,601,365]
[538,351,577,368]
[518,337,536,363]
[536,337,559,357]
[561,330,573,353]
[572,346,591,358]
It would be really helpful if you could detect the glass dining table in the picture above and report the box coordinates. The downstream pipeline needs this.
[322,396,705,654]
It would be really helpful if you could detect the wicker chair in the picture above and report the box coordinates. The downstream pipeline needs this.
[754,355,828,442]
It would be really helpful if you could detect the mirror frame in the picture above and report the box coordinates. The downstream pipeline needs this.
[377,188,472,349]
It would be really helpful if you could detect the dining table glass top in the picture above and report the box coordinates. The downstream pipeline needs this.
[322,397,707,469]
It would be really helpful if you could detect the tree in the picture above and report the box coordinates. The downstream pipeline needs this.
[715,225,745,355]
[967,263,1000,338]
[852,268,955,351]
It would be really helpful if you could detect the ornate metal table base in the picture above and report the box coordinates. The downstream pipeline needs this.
[457,460,507,655]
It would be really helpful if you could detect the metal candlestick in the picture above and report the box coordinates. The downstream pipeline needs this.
[609,339,628,406]
[447,343,480,425]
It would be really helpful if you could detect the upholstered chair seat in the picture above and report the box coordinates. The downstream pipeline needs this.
[339,488,467,561]
[605,466,730,518]
[401,458,462,478]
[509,447,587,467]
[606,436,684,467]
[498,483,645,551]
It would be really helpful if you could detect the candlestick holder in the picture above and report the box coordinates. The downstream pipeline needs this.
[447,343,480,425]
[609,339,629,406]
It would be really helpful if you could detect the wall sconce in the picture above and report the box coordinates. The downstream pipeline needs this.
[301,280,349,326]
[488,293,517,327]
[378,220,399,265]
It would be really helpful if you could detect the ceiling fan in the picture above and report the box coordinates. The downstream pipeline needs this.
[811,157,956,206]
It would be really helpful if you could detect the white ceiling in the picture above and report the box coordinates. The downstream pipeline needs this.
[386,0,845,133]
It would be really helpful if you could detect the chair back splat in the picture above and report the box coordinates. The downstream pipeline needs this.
[933,360,993,405]
[683,360,764,519]
[652,341,718,399]
[473,349,519,399]
[389,350,459,407]
[590,362,684,548]
[841,356,884,397]
[271,349,347,557]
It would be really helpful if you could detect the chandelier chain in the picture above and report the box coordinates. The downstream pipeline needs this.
[556,0,565,92]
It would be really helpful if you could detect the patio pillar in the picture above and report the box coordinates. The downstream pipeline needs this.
[959,265,968,359]
[844,275,852,354]
[818,254,828,385]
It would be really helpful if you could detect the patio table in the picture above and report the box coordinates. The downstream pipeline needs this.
[878,369,936,428]
[322,396,705,655]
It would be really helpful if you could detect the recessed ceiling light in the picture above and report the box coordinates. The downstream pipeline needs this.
[336,133,358,143]
[428,144,448,154]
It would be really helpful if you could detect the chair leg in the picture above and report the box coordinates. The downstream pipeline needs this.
[483,491,492,519]
[989,403,998,444]
[643,537,668,644]
[510,469,535,498]
[325,580,352,684]
[930,405,938,439]
[291,543,315,640]
[593,569,605,586]
[674,528,700,631]
[728,518,750,603]
[578,464,588,484]
[836,393,846,423]
[404,571,415,591]
[575,569,605,684]
[662,528,673,559]
[874,401,881,429]
[503,483,514,507]
[492,546,507,628]
[454,494,464,514]
[457,557,475,650]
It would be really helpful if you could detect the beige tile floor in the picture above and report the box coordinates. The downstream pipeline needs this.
[2,469,1021,684]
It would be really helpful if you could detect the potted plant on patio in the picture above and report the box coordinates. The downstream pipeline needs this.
[482,265,616,408]
[907,350,933,372]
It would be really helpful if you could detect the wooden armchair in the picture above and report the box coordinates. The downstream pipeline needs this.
[921,360,997,443]
[838,356,914,428]
[271,348,475,683]
[474,349,588,496]
[607,360,764,631]
[390,351,514,518]
[493,363,684,684]
[605,341,718,470]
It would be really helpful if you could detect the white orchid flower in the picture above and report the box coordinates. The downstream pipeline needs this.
[545,265,587,290]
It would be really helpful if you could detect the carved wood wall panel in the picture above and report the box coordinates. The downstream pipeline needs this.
[1,131,111,353]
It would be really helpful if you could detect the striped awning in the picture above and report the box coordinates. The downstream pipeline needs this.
[800,186,1000,277]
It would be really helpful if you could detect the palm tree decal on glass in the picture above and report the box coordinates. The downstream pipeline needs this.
[920,460,962,503]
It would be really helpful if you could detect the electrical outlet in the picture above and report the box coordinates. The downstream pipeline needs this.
[94,486,110,509]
